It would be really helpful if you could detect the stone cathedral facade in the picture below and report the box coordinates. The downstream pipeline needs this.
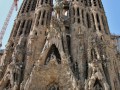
[0,0,120,90]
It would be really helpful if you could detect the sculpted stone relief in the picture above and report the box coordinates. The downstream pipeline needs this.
[85,59,110,90]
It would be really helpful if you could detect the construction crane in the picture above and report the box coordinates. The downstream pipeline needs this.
[0,0,18,48]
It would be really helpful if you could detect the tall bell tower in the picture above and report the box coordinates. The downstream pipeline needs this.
[0,0,120,90]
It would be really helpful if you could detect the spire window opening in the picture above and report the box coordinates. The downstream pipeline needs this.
[41,10,46,25]
[73,7,75,16]
[66,35,71,54]
[43,10,46,18]
[18,30,23,36]
[25,20,32,35]
[96,14,100,23]
[11,43,14,47]
[98,25,101,31]
[26,0,31,12]
[78,18,80,23]
[86,13,91,28]
[73,62,80,80]
[73,18,75,23]
[77,7,80,16]
[41,20,44,25]
[96,14,101,31]
[13,21,21,37]
[82,10,85,26]
[31,0,37,11]
[18,20,26,36]
[93,0,97,6]
[46,12,50,26]
[36,11,41,26]
[21,0,27,13]
[92,14,96,31]
[21,20,26,28]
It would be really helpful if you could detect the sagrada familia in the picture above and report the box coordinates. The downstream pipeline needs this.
[0,0,120,90]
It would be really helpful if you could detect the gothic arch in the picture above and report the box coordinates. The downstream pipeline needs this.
[44,44,61,65]
[87,77,109,90]
[93,79,104,90]
[47,83,59,90]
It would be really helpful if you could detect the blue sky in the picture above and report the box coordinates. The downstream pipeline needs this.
[0,0,120,49]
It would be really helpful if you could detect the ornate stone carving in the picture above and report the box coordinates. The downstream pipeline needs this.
[85,59,110,90]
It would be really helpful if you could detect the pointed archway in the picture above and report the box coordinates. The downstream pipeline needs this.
[44,44,61,65]
[93,79,104,90]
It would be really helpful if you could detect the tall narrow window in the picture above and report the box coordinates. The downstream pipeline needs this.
[92,14,96,31]
[46,12,50,25]
[78,18,80,23]
[96,14,100,23]
[77,7,80,16]
[36,11,41,26]
[31,0,37,11]
[25,20,32,35]
[41,10,46,25]
[82,10,85,25]
[96,14,101,31]
[66,35,71,54]
[21,0,27,13]
[73,7,75,16]
[21,20,26,28]
[19,20,26,36]
[13,21,21,37]
[26,0,32,12]
[93,0,97,6]
[43,10,46,18]
[86,13,91,28]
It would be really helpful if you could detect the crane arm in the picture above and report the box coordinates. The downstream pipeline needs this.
[0,2,15,48]
[14,0,19,10]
